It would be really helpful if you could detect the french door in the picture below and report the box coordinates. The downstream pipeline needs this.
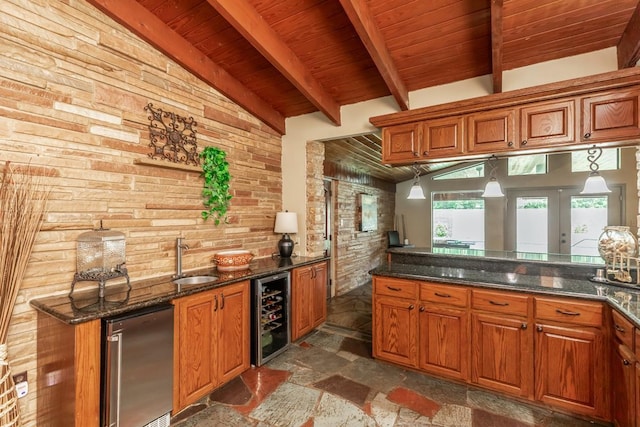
[505,186,622,257]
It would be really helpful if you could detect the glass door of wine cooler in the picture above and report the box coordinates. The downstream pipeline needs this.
[252,271,290,366]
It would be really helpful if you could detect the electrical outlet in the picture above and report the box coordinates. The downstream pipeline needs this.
[12,371,28,398]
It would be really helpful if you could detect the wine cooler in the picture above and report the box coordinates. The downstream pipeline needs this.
[251,271,291,366]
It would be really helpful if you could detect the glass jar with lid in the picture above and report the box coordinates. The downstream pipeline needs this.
[597,226,637,264]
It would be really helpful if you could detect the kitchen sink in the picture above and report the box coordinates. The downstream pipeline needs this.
[173,275,218,286]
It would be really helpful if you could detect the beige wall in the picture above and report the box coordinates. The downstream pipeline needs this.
[0,2,288,424]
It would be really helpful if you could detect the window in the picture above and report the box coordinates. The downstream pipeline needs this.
[508,154,547,175]
[432,163,484,180]
[432,192,485,250]
[571,148,619,172]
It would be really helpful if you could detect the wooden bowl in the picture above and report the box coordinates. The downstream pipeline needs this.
[213,250,254,271]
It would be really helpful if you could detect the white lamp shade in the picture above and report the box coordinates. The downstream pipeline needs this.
[482,180,504,198]
[580,174,612,194]
[407,184,426,199]
[274,211,298,233]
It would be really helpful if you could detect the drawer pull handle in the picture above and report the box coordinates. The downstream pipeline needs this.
[434,292,451,298]
[214,295,218,312]
[489,300,509,306]
[623,359,631,366]
[536,325,543,332]
[220,293,225,309]
[408,304,415,310]
[521,323,527,330]
[387,286,402,292]
[615,324,626,333]
[584,132,591,139]
[555,309,580,316]
[419,306,425,312]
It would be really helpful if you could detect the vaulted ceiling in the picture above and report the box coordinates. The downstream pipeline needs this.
[87,0,640,183]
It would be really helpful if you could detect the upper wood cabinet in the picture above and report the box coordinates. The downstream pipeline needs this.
[467,108,516,154]
[381,122,422,163]
[519,99,575,148]
[422,116,465,158]
[581,89,640,142]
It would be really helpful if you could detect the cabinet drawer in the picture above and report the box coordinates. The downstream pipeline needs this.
[374,277,417,299]
[420,283,468,307]
[472,289,529,316]
[534,297,602,327]
[612,309,635,350]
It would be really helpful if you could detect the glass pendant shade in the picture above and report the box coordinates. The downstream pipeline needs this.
[580,173,611,194]
[481,179,504,198]
[407,183,426,199]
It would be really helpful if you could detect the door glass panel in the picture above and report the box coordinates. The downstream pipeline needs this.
[516,197,548,254]
[570,196,608,258]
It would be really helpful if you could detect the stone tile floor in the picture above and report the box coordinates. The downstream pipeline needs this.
[171,284,609,426]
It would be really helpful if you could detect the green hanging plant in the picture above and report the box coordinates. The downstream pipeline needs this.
[200,146,232,225]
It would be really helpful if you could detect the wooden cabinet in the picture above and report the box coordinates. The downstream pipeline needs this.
[534,297,608,420]
[173,281,250,412]
[381,122,422,163]
[422,116,465,158]
[519,99,575,148]
[611,309,636,427]
[467,108,516,154]
[291,261,328,341]
[581,89,640,142]
[471,289,533,398]
[418,283,469,380]
[373,277,418,367]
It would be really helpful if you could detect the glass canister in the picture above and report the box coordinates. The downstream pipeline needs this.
[76,226,126,275]
[597,226,637,264]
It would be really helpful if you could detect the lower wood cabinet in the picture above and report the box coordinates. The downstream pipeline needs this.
[610,309,637,427]
[173,280,250,412]
[373,276,612,422]
[291,261,328,341]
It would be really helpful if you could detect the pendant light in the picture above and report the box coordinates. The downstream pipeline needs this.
[407,163,426,199]
[580,145,611,194]
[481,155,504,198]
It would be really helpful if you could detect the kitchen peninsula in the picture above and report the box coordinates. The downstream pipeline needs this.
[371,248,640,425]
[30,255,329,426]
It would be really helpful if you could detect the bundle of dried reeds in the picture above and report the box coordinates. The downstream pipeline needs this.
[0,162,50,427]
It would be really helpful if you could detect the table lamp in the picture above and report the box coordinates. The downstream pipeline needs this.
[274,211,298,257]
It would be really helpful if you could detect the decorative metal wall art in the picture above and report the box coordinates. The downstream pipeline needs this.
[144,103,200,166]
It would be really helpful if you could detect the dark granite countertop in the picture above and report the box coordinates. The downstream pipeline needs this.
[30,255,329,325]
[372,249,640,327]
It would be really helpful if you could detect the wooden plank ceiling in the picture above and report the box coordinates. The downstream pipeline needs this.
[86,0,640,184]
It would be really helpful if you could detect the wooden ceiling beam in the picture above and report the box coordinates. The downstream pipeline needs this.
[490,0,504,94]
[338,0,409,111]
[84,0,286,135]
[207,0,341,126]
[617,1,640,68]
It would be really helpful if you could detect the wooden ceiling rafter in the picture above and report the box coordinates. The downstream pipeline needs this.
[617,0,640,68]
[206,0,342,126]
[85,0,286,135]
[338,0,410,110]
[491,0,504,94]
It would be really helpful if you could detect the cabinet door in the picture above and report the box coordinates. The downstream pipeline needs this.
[471,312,532,398]
[292,265,313,341]
[311,262,328,328]
[381,122,422,164]
[373,295,417,367]
[216,281,250,385]
[612,343,636,427]
[535,323,607,419]
[519,99,575,148]
[418,305,469,380]
[423,116,465,158]
[581,90,640,142]
[467,108,516,154]
[173,290,217,411]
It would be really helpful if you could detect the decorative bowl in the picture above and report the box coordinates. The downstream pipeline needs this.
[213,250,254,271]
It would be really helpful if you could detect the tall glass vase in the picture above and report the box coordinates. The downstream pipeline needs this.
[0,344,20,427]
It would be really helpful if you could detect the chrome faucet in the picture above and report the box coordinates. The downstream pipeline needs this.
[174,237,189,278]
